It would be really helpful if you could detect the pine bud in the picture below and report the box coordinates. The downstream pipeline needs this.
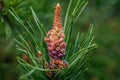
[45,3,69,69]
[38,51,42,58]
[45,3,66,60]
[23,54,30,63]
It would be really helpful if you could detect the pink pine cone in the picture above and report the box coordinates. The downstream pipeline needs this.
[45,3,67,60]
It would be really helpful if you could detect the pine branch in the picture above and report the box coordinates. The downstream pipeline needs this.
[9,1,97,80]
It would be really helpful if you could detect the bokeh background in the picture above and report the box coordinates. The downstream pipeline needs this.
[0,0,120,80]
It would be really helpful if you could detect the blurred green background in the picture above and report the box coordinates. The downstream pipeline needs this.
[0,0,120,80]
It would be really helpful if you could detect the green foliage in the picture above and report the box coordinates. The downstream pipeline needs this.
[9,0,97,80]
